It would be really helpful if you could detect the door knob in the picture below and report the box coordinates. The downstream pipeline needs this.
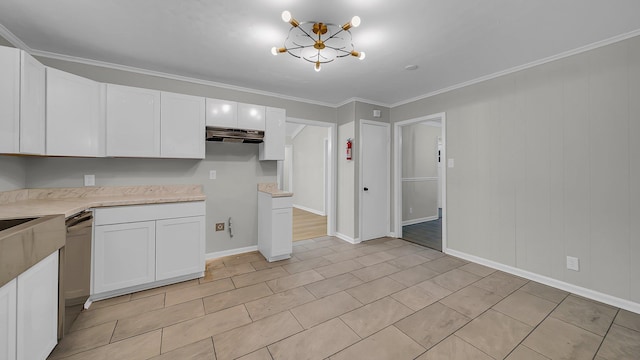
[364,187,369,191]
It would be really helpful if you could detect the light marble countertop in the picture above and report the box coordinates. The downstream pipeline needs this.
[0,185,206,220]
[257,183,293,198]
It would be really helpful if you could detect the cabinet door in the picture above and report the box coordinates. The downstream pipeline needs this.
[271,208,293,257]
[259,107,286,160]
[93,221,156,294]
[46,68,105,157]
[0,46,20,154]
[0,278,16,360]
[156,216,205,281]
[205,98,237,128]
[19,51,46,155]
[161,92,205,159]
[16,252,58,360]
[237,103,265,131]
[106,84,161,157]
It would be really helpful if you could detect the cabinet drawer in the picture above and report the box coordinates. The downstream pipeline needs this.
[271,196,292,209]
[94,201,205,225]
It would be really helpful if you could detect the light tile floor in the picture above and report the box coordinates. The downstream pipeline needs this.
[48,237,640,360]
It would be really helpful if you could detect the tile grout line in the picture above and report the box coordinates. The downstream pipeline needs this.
[590,308,620,359]
[501,293,571,359]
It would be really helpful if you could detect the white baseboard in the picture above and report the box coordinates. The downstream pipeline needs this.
[293,204,326,216]
[335,232,360,244]
[445,248,640,314]
[206,246,259,260]
[402,216,438,226]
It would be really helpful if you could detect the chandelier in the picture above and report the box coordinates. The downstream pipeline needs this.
[271,11,365,72]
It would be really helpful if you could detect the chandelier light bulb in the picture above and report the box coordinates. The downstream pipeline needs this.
[271,47,278,56]
[358,51,366,60]
[314,62,321,72]
[281,11,291,22]
[351,16,361,28]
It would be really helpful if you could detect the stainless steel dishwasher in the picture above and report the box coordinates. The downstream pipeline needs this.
[60,210,93,338]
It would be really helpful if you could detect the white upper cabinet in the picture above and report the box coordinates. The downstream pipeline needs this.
[259,107,286,160]
[205,98,237,128]
[237,103,265,131]
[0,46,20,154]
[46,68,105,157]
[19,51,46,155]
[161,92,205,159]
[106,84,161,157]
[0,46,45,155]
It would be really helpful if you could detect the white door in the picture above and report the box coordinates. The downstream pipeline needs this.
[156,216,205,281]
[93,221,156,294]
[360,121,390,241]
[19,51,45,155]
[106,84,161,157]
[46,68,104,157]
[16,252,58,360]
[160,92,205,159]
[0,278,17,360]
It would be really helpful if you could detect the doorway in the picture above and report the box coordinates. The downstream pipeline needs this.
[394,113,447,252]
[279,118,336,241]
[360,120,391,241]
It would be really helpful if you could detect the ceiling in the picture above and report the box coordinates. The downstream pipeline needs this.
[1,0,640,107]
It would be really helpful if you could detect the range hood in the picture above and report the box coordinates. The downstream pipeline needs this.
[205,127,264,143]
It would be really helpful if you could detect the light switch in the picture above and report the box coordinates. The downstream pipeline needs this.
[209,170,217,180]
[84,174,95,186]
[447,159,455,168]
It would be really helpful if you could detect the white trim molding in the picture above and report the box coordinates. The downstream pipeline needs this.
[293,204,326,217]
[402,216,439,226]
[402,177,438,182]
[335,232,361,244]
[446,249,640,314]
[206,246,258,260]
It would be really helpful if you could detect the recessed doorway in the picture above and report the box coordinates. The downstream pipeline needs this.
[279,118,336,242]
[394,113,447,252]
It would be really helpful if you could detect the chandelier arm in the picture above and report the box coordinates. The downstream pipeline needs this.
[325,28,346,41]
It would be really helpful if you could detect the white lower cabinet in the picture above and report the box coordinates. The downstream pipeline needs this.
[156,216,205,281]
[0,279,17,360]
[93,221,156,294]
[92,202,206,299]
[258,193,293,262]
[16,252,59,360]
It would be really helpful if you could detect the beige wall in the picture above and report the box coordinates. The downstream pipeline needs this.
[392,35,640,305]
[292,125,328,214]
[337,122,355,240]
[0,156,26,191]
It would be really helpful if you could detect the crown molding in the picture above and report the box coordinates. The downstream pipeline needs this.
[391,28,640,108]
[30,48,343,108]
[0,22,31,51]
[335,97,391,108]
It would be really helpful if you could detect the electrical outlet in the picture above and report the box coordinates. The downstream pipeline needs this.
[209,170,217,180]
[409,207,413,214]
[566,256,580,271]
[84,174,95,186]
[215,222,225,231]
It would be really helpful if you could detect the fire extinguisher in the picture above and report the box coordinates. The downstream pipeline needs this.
[346,138,353,160]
